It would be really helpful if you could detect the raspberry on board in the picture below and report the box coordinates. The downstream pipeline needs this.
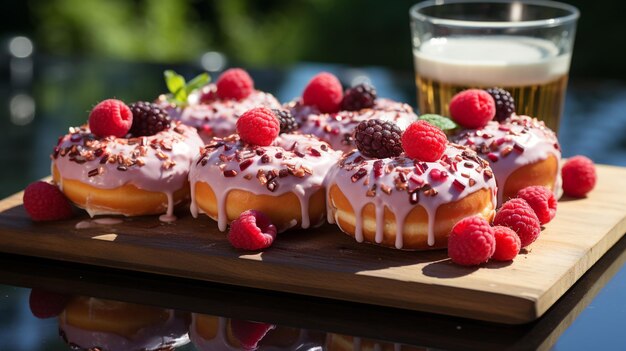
[216,68,255,100]
[354,119,403,158]
[449,89,496,129]
[562,155,597,198]
[447,216,495,266]
[29,289,71,319]
[88,99,133,138]
[228,210,277,250]
[230,319,275,350]
[302,72,343,113]
[493,198,541,248]
[23,181,74,221]
[516,185,557,225]
[492,226,521,261]
[272,109,299,134]
[341,83,377,111]
[401,120,447,162]
[236,107,280,146]
[485,87,516,122]
[128,101,171,137]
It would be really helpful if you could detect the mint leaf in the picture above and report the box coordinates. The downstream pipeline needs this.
[418,114,458,132]
[185,73,211,95]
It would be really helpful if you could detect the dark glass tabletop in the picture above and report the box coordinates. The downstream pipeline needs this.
[1,58,625,350]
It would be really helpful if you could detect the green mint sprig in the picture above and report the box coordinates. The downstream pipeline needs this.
[418,114,458,133]
[163,70,211,106]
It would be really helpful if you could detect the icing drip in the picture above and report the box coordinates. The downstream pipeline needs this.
[287,98,417,153]
[52,122,204,217]
[162,86,282,143]
[189,133,340,232]
[451,115,562,205]
[326,144,497,249]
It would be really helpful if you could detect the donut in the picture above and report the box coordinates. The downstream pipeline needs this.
[451,115,561,205]
[190,314,325,350]
[287,98,416,152]
[52,121,204,221]
[161,85,281,143]
[190,133,341,232]
[326,144,497,250]
[326,334,424,351]
[58,296,190,351]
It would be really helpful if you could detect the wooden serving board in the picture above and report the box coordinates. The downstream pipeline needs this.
[0,165,625,324]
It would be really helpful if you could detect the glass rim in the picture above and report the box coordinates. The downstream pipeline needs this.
[409,0,580,29]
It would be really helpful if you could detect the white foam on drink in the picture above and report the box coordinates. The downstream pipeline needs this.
[414,36,570,86]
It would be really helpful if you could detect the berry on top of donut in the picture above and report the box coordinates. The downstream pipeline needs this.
[401,120,447,162]
[272,109,299,134]
[449,89,496,129]
[236,107,280,146]
[342,83,377,111]
[216,68,255,101]
[354,119,403,159]
[302,72,344,113]
[485,87,516,122]
[128,101,171,137]
[88,99,133,138]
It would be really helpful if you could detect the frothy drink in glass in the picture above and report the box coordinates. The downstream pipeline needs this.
[410,1,579,132]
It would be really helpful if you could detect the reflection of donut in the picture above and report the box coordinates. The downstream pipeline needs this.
[326,334,426,351]
[451,115,562,205]
[58,296,190,351]
[326,144,497,250]
[190,133,340,232]
[52,122,203,220]
[287,98,416,152]
[190,313,325,350]
[162,85,282,143]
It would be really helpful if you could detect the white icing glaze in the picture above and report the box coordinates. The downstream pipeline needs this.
[58,298,190,351]
[162,85,282,143]
[326,144,497,249]
[287,98,417,153]
[451,115,562,205]
[189,133,341,232]
[52,122,204,217]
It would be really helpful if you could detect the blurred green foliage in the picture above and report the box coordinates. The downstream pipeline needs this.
[17,0,626,79]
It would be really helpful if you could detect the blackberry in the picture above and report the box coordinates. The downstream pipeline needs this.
[341,83,377,111]
[272,109,299,133]
[354,119,403,159]
[128,101,171,136]
[485,87,516,122]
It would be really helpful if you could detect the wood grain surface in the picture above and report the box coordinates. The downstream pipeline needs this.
[0,164,625,324]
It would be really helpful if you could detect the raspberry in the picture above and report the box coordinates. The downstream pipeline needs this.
[128,101,171,137]
[354,119,403,158]
[272,109,299,134]
[493,198,541,248]
[88,99,133,138]
[401,120,447,162]
[228,210,277,250]
[447,216,495,266]
[29,289,70,319]
[302,72,343,113]
[230,319,275,350]
[341,83,377,111]
[562,156,597,198]
[485,87,516,122]
[449,89,496,129]
[216,68,254,100]
[516,186,557,224]
[492,226,521,261]
[236,107,280,146]
[23,181,73,221]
